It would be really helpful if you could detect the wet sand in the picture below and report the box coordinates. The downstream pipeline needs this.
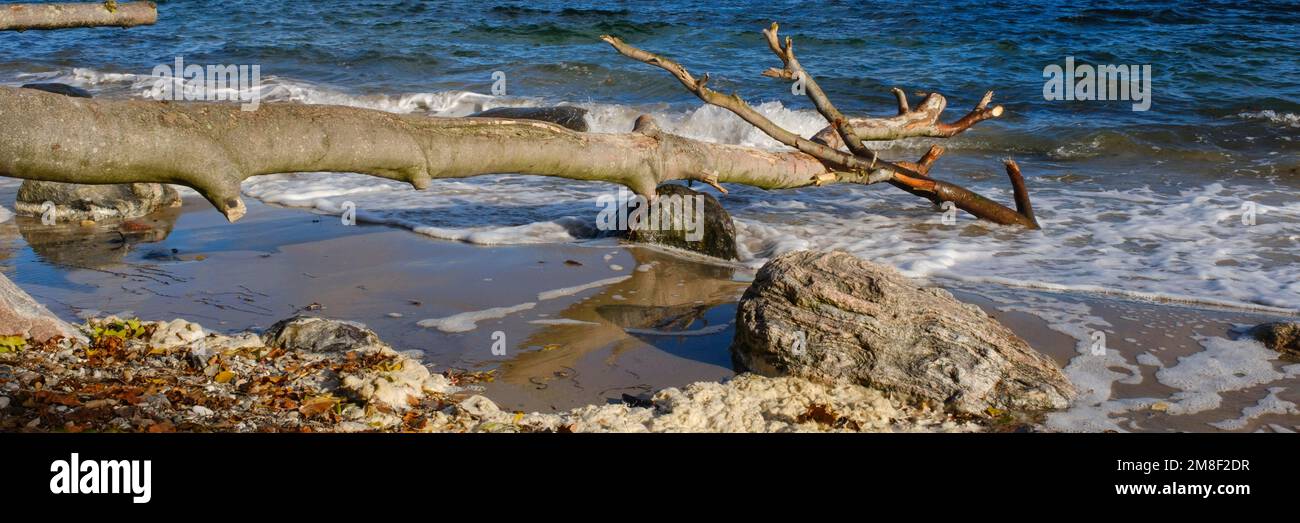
[1,188,1296,431]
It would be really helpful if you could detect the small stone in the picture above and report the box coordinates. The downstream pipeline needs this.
[459,395,500,417]
[386,312,403,318]
[0,396,9,409]
[1249,322,1300,357]
[192,405,215,417]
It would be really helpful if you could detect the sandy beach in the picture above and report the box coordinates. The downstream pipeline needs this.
[2,184,1294,432]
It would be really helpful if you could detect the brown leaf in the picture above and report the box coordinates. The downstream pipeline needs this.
[796,403,838,425]
[298,396,336,418]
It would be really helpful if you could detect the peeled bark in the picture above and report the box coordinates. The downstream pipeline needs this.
[0,2,157,31]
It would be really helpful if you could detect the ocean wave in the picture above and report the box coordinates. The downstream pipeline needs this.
[1237,110,1300,128]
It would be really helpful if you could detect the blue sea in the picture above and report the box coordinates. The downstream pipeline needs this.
[2,0,1297,309]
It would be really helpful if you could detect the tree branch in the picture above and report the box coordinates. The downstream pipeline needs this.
[0,87,870,222]
[760,22,877,165]
[603,25,1038,229]
[814,90,1005,147]
[0,1,157,31]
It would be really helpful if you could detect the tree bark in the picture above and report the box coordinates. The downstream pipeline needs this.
[0,2,156,31]
[0,86,858,222]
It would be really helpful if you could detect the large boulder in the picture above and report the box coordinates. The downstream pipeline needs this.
[15,180,181,222]
[1249,322,1299,358]
[0,273,82,343]
[730,250,1075,414]
[620,183,738,260]
[470,106,589,132]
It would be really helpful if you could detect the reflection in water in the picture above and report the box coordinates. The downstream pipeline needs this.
[495,247,746,390]
[16,207,180,268]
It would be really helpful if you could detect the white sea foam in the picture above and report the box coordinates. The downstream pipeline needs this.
[416,302,536,333]
[1207,387,1298,431]
[1236,110,1300,128]
[16,68,1299,317]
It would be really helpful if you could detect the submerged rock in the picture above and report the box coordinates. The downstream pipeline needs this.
[15,180,181,222]
[620,183,738,260]
[20,82,92,98]
[730,250,1075,415]
[1249,322,1300,357]
[0,273,82,343]
[470,106,589,132]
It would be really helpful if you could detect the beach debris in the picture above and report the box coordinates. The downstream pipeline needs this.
[602,23,1038,228]
[0,1,157,31]
[731,250,1076,415]
[0,309,984,433]
[1248,322,1300,358]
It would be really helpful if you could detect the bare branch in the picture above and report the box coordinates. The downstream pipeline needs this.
[604,25,1039,229]
[814,90,1006,146]
[0,1,157,31]
[601,34,906,185]
[760,22,877,165]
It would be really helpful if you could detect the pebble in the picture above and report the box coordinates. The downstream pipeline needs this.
[192,405,215,417]
[0,396,9,409]
[386,312,403,318]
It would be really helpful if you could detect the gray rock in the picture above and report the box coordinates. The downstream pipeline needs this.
[730,250,1075,415]
[0,273,83,343]
[263,316,384,353]
[620,183,738,260]
[1249,322,1300,357]
[470,106,589,132]
[21,82,92,98]
[15,180,181,222]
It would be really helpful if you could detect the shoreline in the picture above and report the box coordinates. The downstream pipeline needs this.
[2,189,1298,432]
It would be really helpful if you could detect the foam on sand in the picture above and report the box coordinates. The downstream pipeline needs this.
[416,302,536,333]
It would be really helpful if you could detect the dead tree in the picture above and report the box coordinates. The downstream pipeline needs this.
[602,23,1037,228]
[0,1,156,31]
[0,20,1037,228]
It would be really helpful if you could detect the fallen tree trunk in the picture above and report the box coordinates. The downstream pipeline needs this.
[0,1,156,31]
[0,86,852,222]
[0,21,1038,228]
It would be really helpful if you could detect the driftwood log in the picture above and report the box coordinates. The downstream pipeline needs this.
[0,1,156,31]
[0,20,1037,227]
